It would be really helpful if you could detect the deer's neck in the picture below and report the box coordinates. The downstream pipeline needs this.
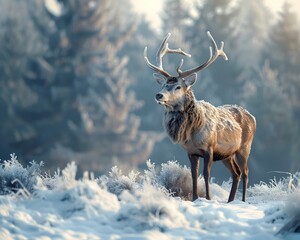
[164,92,203,144]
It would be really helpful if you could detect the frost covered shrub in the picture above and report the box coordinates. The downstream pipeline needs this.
[97,166,140,196]
[247,172,300,203]
[116,184,188,231]
[143,160,205,200]
[55,180,119,219]
[285,186,300,217]
[33,162,120,220]
[277,186,300,235]
[277,175,300,234]
[36,161,78,191]
[99,160,203,200]
[0,153,43,195]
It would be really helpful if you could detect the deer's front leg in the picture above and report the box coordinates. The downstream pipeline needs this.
[203,148,213,200]
[188,154,199,201]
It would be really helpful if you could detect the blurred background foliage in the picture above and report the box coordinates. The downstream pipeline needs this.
[0,0,299,183]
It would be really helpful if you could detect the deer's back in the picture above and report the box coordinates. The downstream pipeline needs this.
[184,102,255,157]
[218,105,256,146]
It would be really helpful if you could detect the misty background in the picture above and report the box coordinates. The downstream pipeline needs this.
[0,0,299,185]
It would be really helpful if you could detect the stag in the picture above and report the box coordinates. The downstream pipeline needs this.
[144,32,256,202]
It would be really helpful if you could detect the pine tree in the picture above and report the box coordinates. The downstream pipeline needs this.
[12,0,161,172]
[74,44,164,172]
[267,1,300,113]
[268,2,300,72]
[161,0,192,74]
[18,0,107,163]
[162,0,190,36]
[126,17,162,130]
[189,0,236,50]
[187,0,240,104]
[0,0,42,159]
[245,62,300,177]
[230,0,271,105]
[233,0,271,71]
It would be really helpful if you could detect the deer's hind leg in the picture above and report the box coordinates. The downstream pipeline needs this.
[235,149,250,202]
[223,156,241,202]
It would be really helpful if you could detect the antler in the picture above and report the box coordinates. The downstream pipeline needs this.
[144,33,191,78]
[178,31,228,78]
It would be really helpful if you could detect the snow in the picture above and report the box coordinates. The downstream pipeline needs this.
[0,158,299,240]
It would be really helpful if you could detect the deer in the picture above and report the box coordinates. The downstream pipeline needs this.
[144,31,256,202]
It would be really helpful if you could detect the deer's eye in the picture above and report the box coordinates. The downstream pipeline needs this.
[175,86,181,91]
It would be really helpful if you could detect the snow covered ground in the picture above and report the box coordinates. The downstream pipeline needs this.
[0,156,299,239]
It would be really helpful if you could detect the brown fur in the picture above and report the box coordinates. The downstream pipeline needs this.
[175,92,203,144]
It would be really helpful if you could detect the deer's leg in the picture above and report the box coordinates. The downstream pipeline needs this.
[242,165,249,202]
[236,151,249,202]
[203,149,213,200]
[188,154,200,201]
[223,157,241,202]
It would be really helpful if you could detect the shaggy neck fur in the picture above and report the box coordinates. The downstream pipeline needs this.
[164,90,204,144]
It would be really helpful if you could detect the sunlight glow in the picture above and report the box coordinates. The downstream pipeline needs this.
[44,0,63,16]
[131,0,300,31]
[130,0,164,31]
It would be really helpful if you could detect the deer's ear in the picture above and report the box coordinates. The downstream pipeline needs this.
[153,73,167,85]
[184,73,197,88]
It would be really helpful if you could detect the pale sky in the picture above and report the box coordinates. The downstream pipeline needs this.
[130,0,300,31]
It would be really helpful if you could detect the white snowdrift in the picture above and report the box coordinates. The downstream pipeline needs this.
[0,157,299,240]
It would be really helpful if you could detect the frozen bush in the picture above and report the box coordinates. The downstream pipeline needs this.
[0,154,43,195]
[143,160,206,200]
[115,183,189,231]
[98,166,140,196]
[277,186,300,235]
[32,163,120,221]
[285,187,300,217]
[277,176,300,235]
[39,180,120,220]
[247,172,300,203]
[36,162,78,191]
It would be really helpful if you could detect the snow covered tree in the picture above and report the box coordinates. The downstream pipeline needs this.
[266,1,300,114]
[16,0,106,163]
[230,0,271,105]
[189,0,236,51]
[0,0,43,159]
[162,0,190,32]
[161,0,192,74]
[9,0,161,173]
[245,62,299,176]
[73,44,164,172]
[126,17,162,130]
[268,2,300,73]
[187,0,241,104]
[233,0,271,71]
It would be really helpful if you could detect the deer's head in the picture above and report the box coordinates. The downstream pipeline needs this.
[144,31,228,112]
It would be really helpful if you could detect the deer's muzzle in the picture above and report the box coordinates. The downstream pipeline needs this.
[155,93,163,101]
